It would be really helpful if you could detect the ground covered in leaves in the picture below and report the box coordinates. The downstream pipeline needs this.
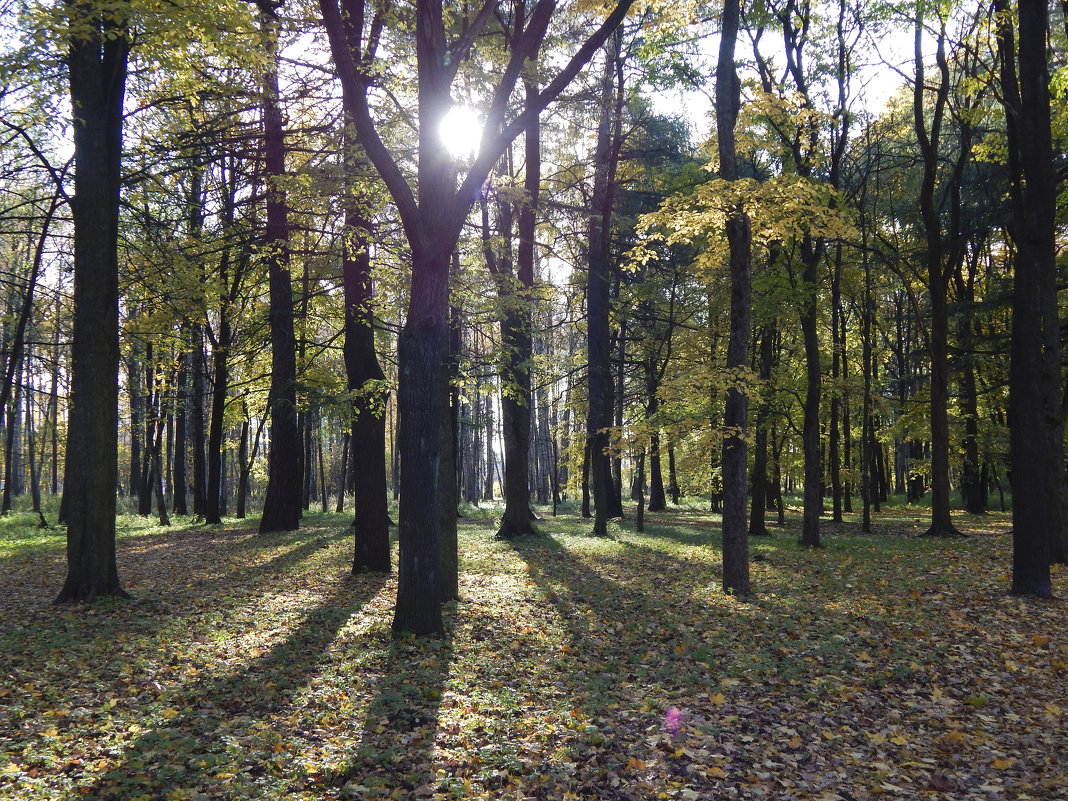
[1,505,1065,800]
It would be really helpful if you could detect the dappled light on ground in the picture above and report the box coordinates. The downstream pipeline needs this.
[1,508,1064,800]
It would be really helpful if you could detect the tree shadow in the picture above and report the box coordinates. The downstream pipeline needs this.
[312,628,453,797]
[501,534,721,798]
[2,527,350,635]
[61,571,388,800]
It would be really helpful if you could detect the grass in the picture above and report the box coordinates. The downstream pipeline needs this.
[0,502,1064,800]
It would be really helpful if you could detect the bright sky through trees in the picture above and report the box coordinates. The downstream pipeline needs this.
[440,105,482,160]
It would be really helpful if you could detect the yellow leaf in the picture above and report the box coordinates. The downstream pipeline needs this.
[890,734,908,746]
[41,727,58,737]
[992,757,1013,770]
[159,708,179,721]
[867,732,887,745]
[709,692,726,706]
[708,766,727,779]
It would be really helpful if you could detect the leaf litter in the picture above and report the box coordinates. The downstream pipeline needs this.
[0,508,1064,800]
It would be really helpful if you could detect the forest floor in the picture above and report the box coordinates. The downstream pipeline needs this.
[0,503,1065,801]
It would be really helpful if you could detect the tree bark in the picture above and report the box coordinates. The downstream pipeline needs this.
[56,1,129,602]
[587,30,623,537]
[749,324,774,538]
[998,0,1060,593]
[717,0,751,596]
[912,11,959,538]
[340,141,391,571]
[258,0,302,534]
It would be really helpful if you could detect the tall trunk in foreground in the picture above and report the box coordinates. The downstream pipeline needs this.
[493,78,542,540]
[998,0,1062,594]
[587,30,623,537]
[342,162,391,573]
[717,0,751,596]
[258,0,302,533]
[56,0,129,602]
[321,0,636,635]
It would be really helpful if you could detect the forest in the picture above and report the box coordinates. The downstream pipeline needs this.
[0,0,1066,797]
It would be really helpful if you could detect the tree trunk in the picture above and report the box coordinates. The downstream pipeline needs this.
[206,297,230,525]
[749,324,774,538]
[258,0,302,534]
[912,11,959,538]
[3,365,23,513]
[998,0,1060,593]
[127,352,142,500]
[172,342,188,515]
[799,238,822,548]
[717,0,751,595]
[56,2,129,602]
[829,253,843,523]
[496,77,543,537]
[189,326,208,517]
[338,160,390,569]
[587,31,623,537]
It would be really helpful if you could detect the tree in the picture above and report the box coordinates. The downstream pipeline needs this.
[911,2,961,538]
[258,0,302,534]
[55,0,130,602]
[998,0,1061,595]
[341,139,391,573]
[489,76,542,542]
[717,0,751,596]
[320,0,638,636]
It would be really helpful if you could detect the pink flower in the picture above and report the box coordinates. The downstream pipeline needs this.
[664,705,683,735]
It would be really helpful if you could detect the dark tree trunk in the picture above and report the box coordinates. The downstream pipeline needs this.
[258,0,302,534]
[488,82,541,540]
[829,253,844,523]
[587,31,623,537]
[236,417,249,519]
[341,152,391,573]
[581,439,592,517]
[912,12,959,538]
[190,325,208,517]
[56,2,129,603]
[647,429,665,511]
[667,442,679,505]
[320,0,637,636]
[173,343,188,515]
[483,396,495,501]
[998,0,1060,593]
[749,324,774,538]
[127,353,142,500]
[799,238,822,548]
[151,420,169,527]
[717,0,750,596]
[206,300,230,525]
[3,366,23,513]
[27,377,43,517]
[635,448,645,533]
[439,289,460,601]
[335,432,349,513]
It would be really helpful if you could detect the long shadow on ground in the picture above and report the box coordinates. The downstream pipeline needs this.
[61,571,388,800]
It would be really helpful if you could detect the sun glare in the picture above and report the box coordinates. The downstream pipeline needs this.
[440,106,482,160]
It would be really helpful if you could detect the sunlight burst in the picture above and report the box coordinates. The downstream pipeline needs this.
[440,105,481,160]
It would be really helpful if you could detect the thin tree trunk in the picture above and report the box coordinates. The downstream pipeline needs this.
[749,324,774,538]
